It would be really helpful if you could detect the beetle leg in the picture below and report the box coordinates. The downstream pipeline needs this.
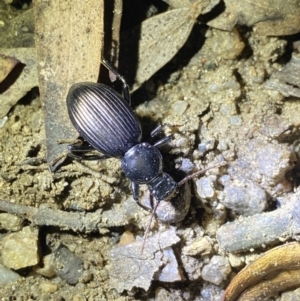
[102,58,131,105]
[67,140,110,160]
[154,136,172,149]
[68,143,96,152]
[67,153,109,161]
[150,124,164,137]
[131,181,139,200]
[150,124,172,148]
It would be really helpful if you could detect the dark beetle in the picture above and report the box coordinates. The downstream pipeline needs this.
[66,60,226,249]
[67,60,178,210]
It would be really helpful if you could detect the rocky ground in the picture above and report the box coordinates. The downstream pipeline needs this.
[1,1,300,301]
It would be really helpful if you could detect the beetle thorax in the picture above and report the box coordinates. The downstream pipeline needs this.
[121,143,163,184]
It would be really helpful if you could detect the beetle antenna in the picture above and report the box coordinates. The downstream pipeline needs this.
[177,161,227,187]
[140,200,160,253]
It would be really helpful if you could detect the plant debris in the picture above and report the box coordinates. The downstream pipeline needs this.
[208,0,300,36]
[34,0,104,170]
[223,242,300,301]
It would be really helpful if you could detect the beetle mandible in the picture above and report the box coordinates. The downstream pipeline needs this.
[66,60,226,249]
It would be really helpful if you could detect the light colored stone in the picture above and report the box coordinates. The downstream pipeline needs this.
[182,236,213,256]
[172,100,188,115]
[33,254,56,277]
[39,281,58,293]
[228,253,244,268]
[0,265,21,286]
[118,230,135,245]
[201,255,231,285]
[2,226,39,269]
[0,213,23,231]
[196,176,216,199]
[154,247,185,282]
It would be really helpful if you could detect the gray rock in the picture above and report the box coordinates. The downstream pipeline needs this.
[180,254,203,281]
[198,140,216,156]
[217,188,300,252]
[154,247,185,282]
[178,158,195,174]
[229,136,293,194]
[0,265,20,286]
[53,244,84,285]
[195,176,217,199]
[221,178,268,216]
[109,227,181,292]
[201,255,231,285]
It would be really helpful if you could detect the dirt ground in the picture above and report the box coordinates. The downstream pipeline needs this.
[1,1,300,301]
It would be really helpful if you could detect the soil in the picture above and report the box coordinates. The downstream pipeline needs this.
[1,2,300,301]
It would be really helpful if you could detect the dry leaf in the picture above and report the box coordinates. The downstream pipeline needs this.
[1,8,35,48]
[223,242,300,301]
[238,269,300,301]
[0,48,38,118]
[34,0,104,170]
[161,0,219,11]
[120,0,209,90]
[208,0,300,36]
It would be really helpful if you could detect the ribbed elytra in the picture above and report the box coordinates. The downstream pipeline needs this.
[67,82,142,157]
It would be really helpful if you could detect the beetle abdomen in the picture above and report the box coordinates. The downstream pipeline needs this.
[67,82,142,157]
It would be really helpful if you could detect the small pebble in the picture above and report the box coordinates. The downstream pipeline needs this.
[119,230,135,245]
[0,116,8,128]
[182,236,212,256]
[39,281,58,293]
[0,213,23,231]
[2,226,39,269]
[228,253,244,268]
[79,270,93,283]
[221,178,268,216]
[195,176,217,199]
[201,255,231,285]
[198,140,215,156]
[155,287,169,300]
[180,254,202,281]
[33,254,56,277]
[0,265,20,286]
[230,115,242,126]
[53,244,84,285]
[172,100,188,115]
[154,247,184,282]
[200,283,224,301]
[21,26,29,32]
[178,158,195,174]
[73,294,88,301]
[281,288,300,301]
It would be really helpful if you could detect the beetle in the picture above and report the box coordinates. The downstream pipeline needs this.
[67,60,179,207]
[66,59,226,250]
